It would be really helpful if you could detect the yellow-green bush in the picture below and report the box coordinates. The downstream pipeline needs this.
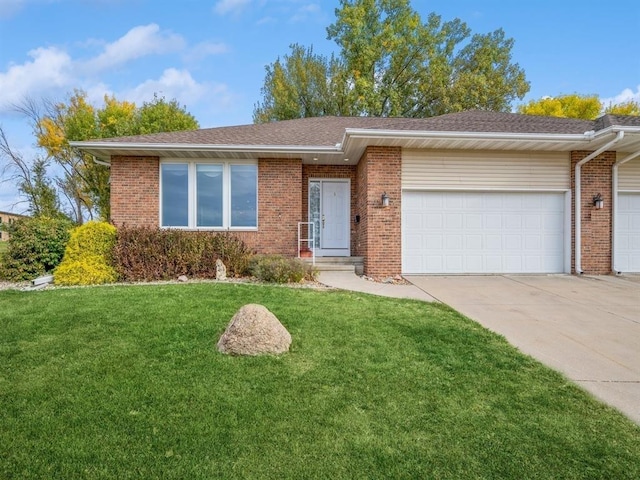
[53,255,118,286]
[54,221,117,286]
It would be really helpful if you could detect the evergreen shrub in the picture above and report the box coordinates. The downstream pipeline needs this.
[0,216,73,281]
[54,221,117,286]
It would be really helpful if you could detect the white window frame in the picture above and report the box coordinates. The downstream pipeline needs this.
[159,159,258,231]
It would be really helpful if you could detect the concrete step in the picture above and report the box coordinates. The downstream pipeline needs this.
[312,263,356,272]
[301,256,363,274]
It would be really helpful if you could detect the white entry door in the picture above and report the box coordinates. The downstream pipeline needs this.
[309,180,350,256]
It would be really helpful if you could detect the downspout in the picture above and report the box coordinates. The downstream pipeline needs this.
[574,130,624,274]
[611,148,640,273]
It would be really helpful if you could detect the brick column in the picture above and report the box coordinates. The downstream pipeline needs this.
[570,151,615,274]
[355,146,402,277]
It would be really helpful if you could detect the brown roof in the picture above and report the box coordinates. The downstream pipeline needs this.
[94,111,620,147]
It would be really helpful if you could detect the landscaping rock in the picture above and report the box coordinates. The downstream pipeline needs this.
[217,304,291,356]
[216,259,227,280]
[177,275,188,282]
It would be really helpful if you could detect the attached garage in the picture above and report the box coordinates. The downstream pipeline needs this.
[402,150,570,274]
[615,158,640,273]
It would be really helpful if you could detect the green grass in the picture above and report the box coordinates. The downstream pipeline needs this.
[1,283,639,479]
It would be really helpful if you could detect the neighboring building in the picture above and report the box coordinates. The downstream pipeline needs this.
[0,211,27,242]
[71,111,640,277]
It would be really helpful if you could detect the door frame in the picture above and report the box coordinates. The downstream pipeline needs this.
[308,178,351,257]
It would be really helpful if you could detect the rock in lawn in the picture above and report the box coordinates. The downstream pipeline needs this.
[215,259,227,280]
[217,304,291,356]
[177,275,188,282]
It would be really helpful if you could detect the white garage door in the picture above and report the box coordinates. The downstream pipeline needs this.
[402,191,567,274]
[615,193,640,272]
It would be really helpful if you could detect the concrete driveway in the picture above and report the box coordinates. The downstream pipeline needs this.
[408,275,640,424]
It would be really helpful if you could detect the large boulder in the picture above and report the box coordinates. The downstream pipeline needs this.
[217,304,291,356]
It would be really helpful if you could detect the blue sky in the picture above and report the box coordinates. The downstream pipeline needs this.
[1,0,639,213]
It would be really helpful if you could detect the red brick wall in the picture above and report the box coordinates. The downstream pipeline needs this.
[571,151,615,274]
[110,156,302,256]
[355,146,402,277]
[111,156,160,227]
[250,158,302,255]
[302,164,357,253]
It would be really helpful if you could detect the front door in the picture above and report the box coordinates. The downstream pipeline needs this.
[309,179,350,256]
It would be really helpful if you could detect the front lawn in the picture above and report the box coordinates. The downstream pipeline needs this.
[1,283,638,479]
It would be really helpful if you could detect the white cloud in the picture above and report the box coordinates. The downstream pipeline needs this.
[213,0,251,15]
[290,3,320,23]
[123,68,215,105]
[184,41,229,63]
[83,24,186,72]
[0,46,72,110]
[601,85,640,106]
[0,0,25,18]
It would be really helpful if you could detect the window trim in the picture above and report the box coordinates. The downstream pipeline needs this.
[159,159,258,231]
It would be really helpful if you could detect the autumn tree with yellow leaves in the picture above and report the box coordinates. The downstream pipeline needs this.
[518,94,640,120]
[33,91,199,222]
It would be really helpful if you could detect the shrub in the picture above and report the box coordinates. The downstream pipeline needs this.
[112,227,253,282]
[54,221,117,286]
[249,254,317,283]
[0,216,73,281]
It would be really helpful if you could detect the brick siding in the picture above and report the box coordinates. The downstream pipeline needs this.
[355,146,402,277]
[110,155,302,256]
[111,156,160,227]
[570,151,615,274]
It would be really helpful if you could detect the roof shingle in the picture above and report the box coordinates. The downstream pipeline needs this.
[90,110,636,148]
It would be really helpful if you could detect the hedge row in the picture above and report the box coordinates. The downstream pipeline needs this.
[1,221,316,285]
[112,226,254,282]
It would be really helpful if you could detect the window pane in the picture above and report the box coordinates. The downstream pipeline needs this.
[161,164,188,226]
[309,181,321,248]
[230,164,257,227]
[196,164,223,227]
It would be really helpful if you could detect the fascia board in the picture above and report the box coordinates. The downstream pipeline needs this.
[68,141,343,156]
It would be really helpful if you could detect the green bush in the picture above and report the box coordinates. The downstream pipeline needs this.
[0,216,73,281]
[112,227,253,281]
[249,254,317,283]
[54,221,117,286]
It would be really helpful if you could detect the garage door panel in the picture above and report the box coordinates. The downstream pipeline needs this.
[402,191,566,274]
[615,193,640,273]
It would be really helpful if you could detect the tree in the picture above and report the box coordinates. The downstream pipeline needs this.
[518,94,640,119]
[254,44,353,123]
[0,127,64,218]
[605,100,640,116]
[255,0,529,121]
[137,94,200,134]
[517,94,602,119]
[34,91,199,222]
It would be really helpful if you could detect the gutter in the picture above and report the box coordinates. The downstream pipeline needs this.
[69,140,343,156]
[340,128,593,152]
[611,148,640,274]
[574,131,624,274]
[93,157,111,167]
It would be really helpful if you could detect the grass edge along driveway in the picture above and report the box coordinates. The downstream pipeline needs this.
[1,282,639,479]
